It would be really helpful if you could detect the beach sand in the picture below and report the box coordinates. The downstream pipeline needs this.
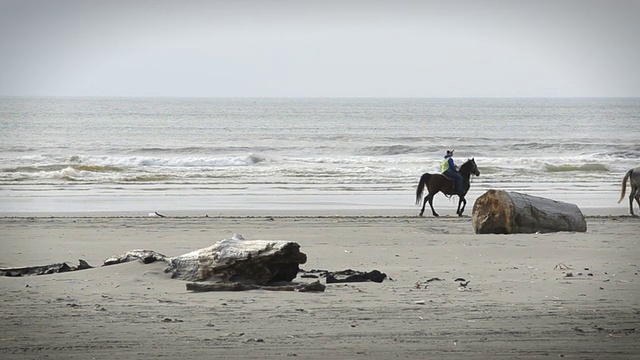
[1,213,639,359]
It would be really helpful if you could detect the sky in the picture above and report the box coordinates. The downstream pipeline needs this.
[1,0,639,98]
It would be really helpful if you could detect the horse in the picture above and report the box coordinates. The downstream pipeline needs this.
[617,167,640,216]
[415,158,480,217]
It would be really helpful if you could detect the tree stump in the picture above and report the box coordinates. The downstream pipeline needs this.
[472,190,587,234]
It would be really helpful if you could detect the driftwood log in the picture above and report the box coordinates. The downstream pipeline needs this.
[0,259,92,277]
[472,190,587,234]
[166,234,307,284]
[300,269,388,283]
[186,280,326,292]
[103,250,167,266]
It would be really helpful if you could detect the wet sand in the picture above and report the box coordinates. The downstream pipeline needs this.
[1,214,639,359]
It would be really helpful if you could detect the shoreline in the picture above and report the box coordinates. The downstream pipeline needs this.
[0,205,631,218]
[0,187,630,217]
[0,213,635,219]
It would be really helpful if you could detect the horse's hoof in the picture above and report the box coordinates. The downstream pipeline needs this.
[433,213,439,217]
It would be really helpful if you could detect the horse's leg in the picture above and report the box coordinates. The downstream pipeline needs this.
[632,186,640,217]
[419,194,429,217]
[630,187,637,216]
[457,197,467,216]
[428,193,439,217]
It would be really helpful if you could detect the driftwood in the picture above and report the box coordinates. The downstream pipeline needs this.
[103,250,167,266]
[326,269,387,283]
[4,234,384,295]
[300,269,388,283]
[166,234,307,284]
[472,190,587,234]
[186,280,326,292]
[0,259,92,277]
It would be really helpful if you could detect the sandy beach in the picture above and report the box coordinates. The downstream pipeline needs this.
[1,212,639,359]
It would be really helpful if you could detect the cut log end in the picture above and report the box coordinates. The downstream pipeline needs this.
[472,190,587,234]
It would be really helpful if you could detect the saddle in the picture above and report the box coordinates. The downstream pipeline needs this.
[441,172,459,192]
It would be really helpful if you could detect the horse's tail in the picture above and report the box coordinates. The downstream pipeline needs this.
[618,168,633,203]
[415,173,431,206]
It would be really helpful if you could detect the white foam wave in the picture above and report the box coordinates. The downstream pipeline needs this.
[72,154,266,168]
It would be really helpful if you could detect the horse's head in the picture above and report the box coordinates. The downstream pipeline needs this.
[461,158,480,177]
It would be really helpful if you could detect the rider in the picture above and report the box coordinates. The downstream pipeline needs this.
[441,149,464,196]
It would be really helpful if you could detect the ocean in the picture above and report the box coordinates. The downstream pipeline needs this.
[0,97,638,215]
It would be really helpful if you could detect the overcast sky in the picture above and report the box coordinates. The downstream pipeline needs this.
[1,0,639,97]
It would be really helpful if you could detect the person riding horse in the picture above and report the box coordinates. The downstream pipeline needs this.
[416,157,480,217]
[441,150,463,196]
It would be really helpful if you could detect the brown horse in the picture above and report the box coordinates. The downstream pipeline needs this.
[618,167,640,216]
[415,158,480,217]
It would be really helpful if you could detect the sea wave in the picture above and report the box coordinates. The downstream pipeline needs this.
[2,165,62,173]
[510,142,601,151]
[358,145,420,156]
[2,164,123,173]
[544,163,609,172]
[124,175,173,182]
[0,154,268,183]
[59,167,92,181]
[124,146,268,154]
[69,154,266,168]
[1,146,36,153]
[599,149,640,159]
[55,167,173,182]
[75,165,124,172]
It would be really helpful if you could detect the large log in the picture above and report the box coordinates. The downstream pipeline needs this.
[166,234,307,284]
[472,190,587,234]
